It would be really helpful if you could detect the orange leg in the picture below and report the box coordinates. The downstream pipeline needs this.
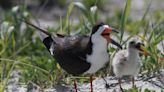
[74,80,78,92]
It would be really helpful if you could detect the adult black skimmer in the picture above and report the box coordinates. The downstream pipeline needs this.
[112,37,146,91]
[25,21,122,92]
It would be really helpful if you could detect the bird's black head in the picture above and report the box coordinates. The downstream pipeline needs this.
[91,22,105,34]
[90,22,122,49]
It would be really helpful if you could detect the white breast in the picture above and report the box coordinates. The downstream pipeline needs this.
[85,35,109,74]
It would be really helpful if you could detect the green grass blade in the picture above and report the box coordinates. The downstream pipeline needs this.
[140,0,152,37]
[141,0,152,23]
[120,0,132,44]
[63,2,74,34]
[0,58,49,74]
[73,2,87,15]
[122,0,152,45]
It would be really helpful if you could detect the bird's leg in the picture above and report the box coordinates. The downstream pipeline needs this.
[90,75,93,92]
[132,77,136,88]
[118,78,123,92]
[102,76,110,89]
[74,80,78,92]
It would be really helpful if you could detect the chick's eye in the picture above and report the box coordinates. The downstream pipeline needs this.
[137,42,144,46]
[130,41,135,44]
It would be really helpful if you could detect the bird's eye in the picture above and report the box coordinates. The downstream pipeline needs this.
[136,42,144,46]
[130,41,135,44]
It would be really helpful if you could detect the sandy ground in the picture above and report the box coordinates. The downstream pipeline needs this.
[5,69,164,92]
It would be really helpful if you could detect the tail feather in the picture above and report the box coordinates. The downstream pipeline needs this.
[37,31,49,41]
[24,20,51,41]
[23,20,54,54]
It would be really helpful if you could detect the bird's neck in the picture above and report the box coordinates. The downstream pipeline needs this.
[127,48,139,59]
[91,35,108,48]
[85,37,109,74]
[86,36,108,54]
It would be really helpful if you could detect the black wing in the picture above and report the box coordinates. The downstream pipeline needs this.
[43,35,91,76]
